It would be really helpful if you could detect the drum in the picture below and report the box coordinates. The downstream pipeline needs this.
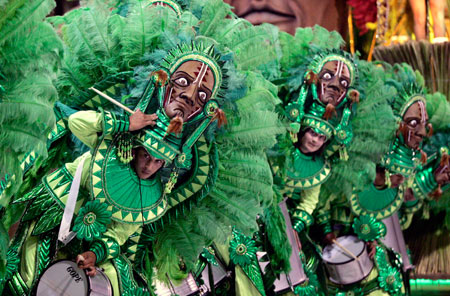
[199,260,231,294]
[381,213,414,272]
[153,272,200,296]
[322,235,373,285]
[273,198,307,294]
[36,260,113,296]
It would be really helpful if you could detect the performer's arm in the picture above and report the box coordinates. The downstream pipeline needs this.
[77,221,141,275]
[89,222,141,263]
[291,185,320,232]
[315,194,334,241]
[68,110,128,148]
[68,109,157,148]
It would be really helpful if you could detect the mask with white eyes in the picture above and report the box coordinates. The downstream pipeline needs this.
[317,60,351,107]
[401,100,429,150]
[164,60,215,122]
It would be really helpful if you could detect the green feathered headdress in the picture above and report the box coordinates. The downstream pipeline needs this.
[148,0,184,17]
[284,49,360,152]
[128,41,227,168]
[384,63,427,121]
[159,42,226,118]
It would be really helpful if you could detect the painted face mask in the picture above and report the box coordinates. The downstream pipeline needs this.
[401,99,429,150]
[164,60,215,122]
[317,60,351,107]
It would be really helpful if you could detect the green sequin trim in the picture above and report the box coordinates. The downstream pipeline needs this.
[229,229,266,296]
[352,215,386,241]
[412,167,437,200]
[90,241,107,263]
[382,137,420,177]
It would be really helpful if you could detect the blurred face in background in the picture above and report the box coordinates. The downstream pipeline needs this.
[224,0,347,35]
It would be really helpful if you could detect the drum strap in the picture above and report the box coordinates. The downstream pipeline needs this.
[57,157,86,245]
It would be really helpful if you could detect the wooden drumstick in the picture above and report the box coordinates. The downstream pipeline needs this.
[89,87,135,114]
[332,239,360,261]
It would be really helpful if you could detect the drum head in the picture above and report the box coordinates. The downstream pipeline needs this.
[36,260,88,296]
[322,235,365,264]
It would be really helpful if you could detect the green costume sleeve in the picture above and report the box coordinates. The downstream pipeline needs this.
[291,185,320,231]
[315,194,333,235]
[90,222,141,262]
[68,110,129,149]
[411,167,438,201]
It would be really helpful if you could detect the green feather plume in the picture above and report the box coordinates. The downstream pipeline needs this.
[426,92,450,132]
[0,0,61,203]
[120,1,180,67]
[0,0,56,46]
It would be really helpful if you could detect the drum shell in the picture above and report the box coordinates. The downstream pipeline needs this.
[153,272,199,296]
[199,261,231,294]
[381,213,414,272]
[322,235,373,285]
[273,198,307,294]
[89,269,113,296]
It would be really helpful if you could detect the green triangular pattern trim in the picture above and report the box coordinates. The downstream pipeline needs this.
[350,184,404,220]
[166,136,211,207]
[285,149,331,189]
[90,136,167,224]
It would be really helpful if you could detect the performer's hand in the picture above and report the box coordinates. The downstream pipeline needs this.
[76,251,97,277]
[404,188,416,201]
[390,174,405,188]
[434,164,450,185]
[366,241,377,259]
[324,232,336,245]
[129,109,158,131]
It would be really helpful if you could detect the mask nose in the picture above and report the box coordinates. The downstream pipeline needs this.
[180,84,197,106]
[417,123,427,137]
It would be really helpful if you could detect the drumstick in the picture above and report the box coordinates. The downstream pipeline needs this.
[332,239,360,261]
[89,87,135,114]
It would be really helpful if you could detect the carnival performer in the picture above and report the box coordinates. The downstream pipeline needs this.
[316,63,434,295]
[269,32,395,296]
[408,144,450,214]
[400,92,450,228]
[213,26,396,296]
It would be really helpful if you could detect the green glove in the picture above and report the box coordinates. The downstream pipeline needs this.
[292,219,306,233]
